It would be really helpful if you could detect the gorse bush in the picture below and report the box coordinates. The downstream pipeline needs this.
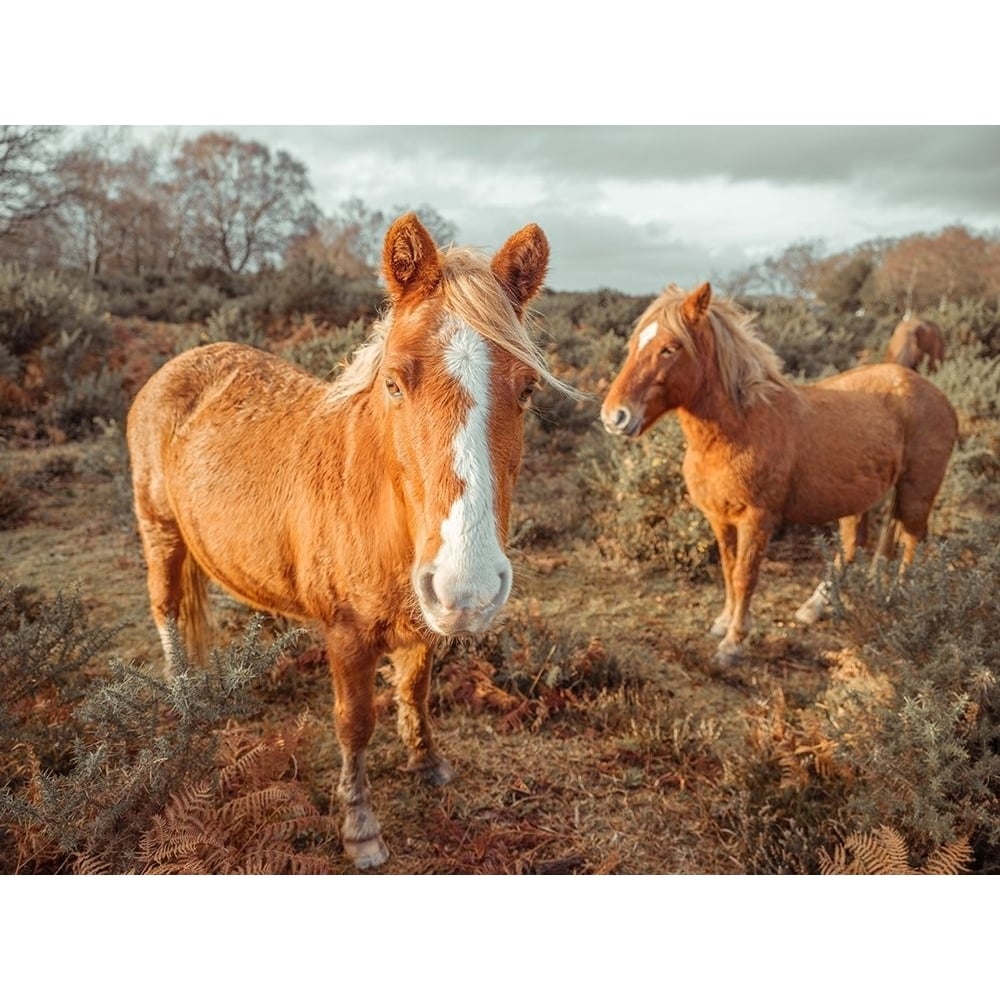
[0,586,311,873]
[278,319,369,379]
[0,264,109,360]
[929,345,1000,421]
[843,530,1000,870]
[0,267,123,439]
[750,297,866,378]
[93,270,237,324]
[585,418,716,578]
[241,258,383,336]
[203,301,268,348]
[932,296,1000,356]
[537,288,648,339]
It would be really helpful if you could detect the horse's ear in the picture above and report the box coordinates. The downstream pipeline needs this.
[491,224,549,318]
[382,213,442,302]
[682,282,712,327]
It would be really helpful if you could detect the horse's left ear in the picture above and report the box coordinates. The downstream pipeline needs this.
[491,224,550,318]
[682,282,712,327]
[383,213,443,303]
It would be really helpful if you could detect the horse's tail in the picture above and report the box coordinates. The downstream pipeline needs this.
[178,553,211,666]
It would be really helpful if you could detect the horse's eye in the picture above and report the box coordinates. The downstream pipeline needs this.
[659,343,679,358]
[385,377,403,399]
[519,381,537,406]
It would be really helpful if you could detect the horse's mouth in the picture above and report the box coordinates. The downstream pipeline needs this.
[599,400,647,438]
[424,599,506,636]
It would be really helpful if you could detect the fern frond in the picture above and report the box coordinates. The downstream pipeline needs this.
[845,826,911,874]
[920,838,974,875]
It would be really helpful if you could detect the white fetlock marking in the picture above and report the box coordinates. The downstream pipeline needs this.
[794,581,831,625]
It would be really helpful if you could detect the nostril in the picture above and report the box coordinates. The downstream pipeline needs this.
[417,569,438,610]
[496,565,512,607]
[602,405,631,431]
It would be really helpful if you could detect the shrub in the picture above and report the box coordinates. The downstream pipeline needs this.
[0,587,308,873]
[278,319,369,379]
[585,418,716,578]
[203,301,268,347]
[929,345,1000,421]
[245,258,383,333]
[841,530,1000,870]
[0,264,109,359]
[750,297,865,378]
[0,478,32,530]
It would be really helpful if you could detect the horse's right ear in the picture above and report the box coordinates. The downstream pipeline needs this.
[491,223,550,318]
[382,213,443,303]
[682,282,712,327]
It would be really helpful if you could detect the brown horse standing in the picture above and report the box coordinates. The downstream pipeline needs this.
[601,282,958,666]
[885,317,946,372]
[127,213,566,869]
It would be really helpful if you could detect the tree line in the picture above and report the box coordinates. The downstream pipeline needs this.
[0,126,455,282]
[3,125,999,316]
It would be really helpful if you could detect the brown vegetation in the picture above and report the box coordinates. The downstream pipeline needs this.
[2,130,999,873]
[2,252,999,874]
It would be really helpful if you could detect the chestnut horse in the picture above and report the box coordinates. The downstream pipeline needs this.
[601,282,958,666]
[885,317,946,372]
[127,213,567,869]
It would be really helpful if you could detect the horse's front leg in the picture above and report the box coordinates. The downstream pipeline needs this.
[325,625,389,870]
[706,516,737,638]
[390,641,455,786]
[715,514,774,666]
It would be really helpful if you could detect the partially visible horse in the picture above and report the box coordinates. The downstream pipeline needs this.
[127,213,568,869]
[600,282,958,666]
[885,317,946,372]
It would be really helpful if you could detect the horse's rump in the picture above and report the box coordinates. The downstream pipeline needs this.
[786,364,957,524]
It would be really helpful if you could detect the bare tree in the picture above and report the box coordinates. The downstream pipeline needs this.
[333,197,458,274]
[172,132,318,273]
[391,202,457,248]
[286,215,371,279]
[0,125,66,239]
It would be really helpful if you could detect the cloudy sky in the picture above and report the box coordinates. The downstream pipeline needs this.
[14,4,998,295]
[140,125,1000,295]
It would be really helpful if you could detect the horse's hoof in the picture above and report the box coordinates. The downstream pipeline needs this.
[405,755,455,787]
[345,836,390,870]
[712,643,743,667]
[793,604,823,626]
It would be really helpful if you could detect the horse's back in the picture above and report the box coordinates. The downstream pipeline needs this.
[816,363,954,430]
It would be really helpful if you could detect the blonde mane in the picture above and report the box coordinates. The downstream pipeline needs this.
[646,284,788,409]
[329,245,577,405]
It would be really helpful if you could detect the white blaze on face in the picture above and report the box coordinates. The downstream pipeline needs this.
[422,318,512,631]
[636,321,659,353]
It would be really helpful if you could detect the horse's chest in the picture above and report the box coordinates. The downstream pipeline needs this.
[682,445,786,517]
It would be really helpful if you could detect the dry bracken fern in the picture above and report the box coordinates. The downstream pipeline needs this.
[134,714,338,874]
[818,826,973,874]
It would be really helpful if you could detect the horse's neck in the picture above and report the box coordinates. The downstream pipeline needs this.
[676,379,747,450]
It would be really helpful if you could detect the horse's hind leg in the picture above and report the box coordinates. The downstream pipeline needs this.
[391,641,454,786]
[795,513,863,626]
[326,625,389,870]
[134,513,195,674]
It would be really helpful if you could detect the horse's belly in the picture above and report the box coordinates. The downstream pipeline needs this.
[783,458,898,524]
